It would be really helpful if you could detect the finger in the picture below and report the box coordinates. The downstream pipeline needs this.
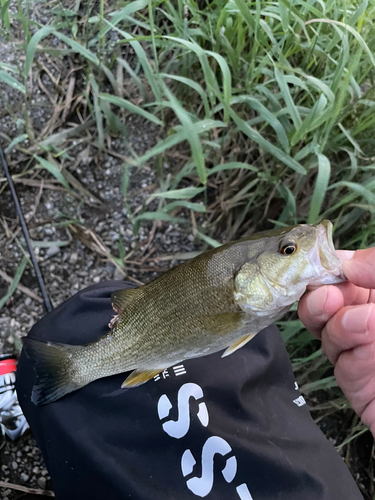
[335,345,375,424]
[321,303,375,364]
[298,285,344,338]
[330,281,371,306]
[338,248,375,290]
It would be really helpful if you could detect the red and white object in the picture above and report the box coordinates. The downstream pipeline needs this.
[0,355,29,440]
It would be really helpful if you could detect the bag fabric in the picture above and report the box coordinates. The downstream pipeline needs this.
[16,281,363,500]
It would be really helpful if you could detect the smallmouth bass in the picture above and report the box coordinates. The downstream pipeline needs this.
[23,220,345,405]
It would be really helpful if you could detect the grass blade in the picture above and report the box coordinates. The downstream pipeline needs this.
[0,256,28,311]
[230,109,306,174]
[308,154,331,224]
[0,70,25,93]
[100,93,162,125]
[149,187,205,199]
[34,155,71,192]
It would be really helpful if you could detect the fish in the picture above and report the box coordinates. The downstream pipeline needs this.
[22,220,345,405]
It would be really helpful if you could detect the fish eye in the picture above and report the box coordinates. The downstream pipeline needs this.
[279,243,297,256]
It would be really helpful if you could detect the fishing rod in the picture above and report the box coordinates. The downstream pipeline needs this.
[0,142,53,313]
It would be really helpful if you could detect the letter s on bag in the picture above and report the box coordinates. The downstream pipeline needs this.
[181,436,237,498]
[157,383,209,439]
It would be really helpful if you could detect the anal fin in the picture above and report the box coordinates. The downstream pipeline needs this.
[121,368,162,388]
[221,333,257,358]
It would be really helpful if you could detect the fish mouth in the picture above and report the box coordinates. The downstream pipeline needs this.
[309,220,346,285]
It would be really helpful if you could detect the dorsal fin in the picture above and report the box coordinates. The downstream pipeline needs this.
[111,288,140,314]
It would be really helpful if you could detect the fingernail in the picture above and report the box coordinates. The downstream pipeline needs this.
[339,250,355,261]
[307,287,327,316]
[353,344,372,360]
[342,305,373,334]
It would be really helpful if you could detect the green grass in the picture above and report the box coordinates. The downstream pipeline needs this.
[1,0,375,483]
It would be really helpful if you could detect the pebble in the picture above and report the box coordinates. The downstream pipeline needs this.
[37,476,47,489]
[20,472,29,482]
[33,466,40,474]
[69,252,78,265]
[45,245,60,258]
[12,461,18,470]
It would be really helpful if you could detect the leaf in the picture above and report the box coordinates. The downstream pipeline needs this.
[308,154,331,224]
[99,93,162,125]
[163,201,206,213]
[230,109,306,174]
[34,156,71,191]
[134,211,186,224]
[305,18,375,67]
[233,0,256,32]
[335,181,375,205]
[4,134,28,153]
[160,73,210,116]
[54,32,100,64]
[0,256,28,311]
[25,26,56,78]
[232,95,289,152]
[163,87,207,184]
[104,19,162,101]
[208,162,257,175]
[96,1,148,39]
[274,67,302,129]
[195,231,221,248]
[0,70,25,93]
[89,75,104,152]
[149,187,205,199]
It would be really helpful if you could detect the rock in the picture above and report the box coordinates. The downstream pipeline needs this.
[37,476,47,489]
[20,472,29,483]
[69,252,78,265]
[12,461,18,470]
[33,466,40,474]
[113,267,124,280]
[45,245,60,259]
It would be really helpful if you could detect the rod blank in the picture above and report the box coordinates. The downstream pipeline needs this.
[0,143,53,313]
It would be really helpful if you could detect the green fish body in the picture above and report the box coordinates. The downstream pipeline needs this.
[23,220,345,405]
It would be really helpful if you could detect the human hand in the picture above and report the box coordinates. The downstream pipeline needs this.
[298,248,375,437]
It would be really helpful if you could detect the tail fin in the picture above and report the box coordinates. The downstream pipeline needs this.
[22,337,82,406]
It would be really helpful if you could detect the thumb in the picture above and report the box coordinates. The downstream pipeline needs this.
[337,248,375,290]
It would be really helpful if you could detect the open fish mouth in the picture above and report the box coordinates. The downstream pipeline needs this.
[309,220,346,285]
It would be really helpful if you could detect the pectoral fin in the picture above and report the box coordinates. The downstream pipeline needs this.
[221,333,257,358]
[112,287,141,314]
[202,312,246,335]
[121,368,162,388]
